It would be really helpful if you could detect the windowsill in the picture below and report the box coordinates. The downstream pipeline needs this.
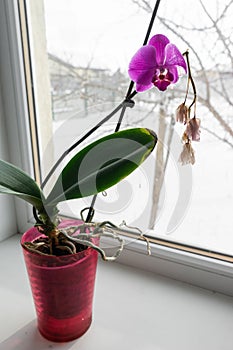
[1,235,233,350]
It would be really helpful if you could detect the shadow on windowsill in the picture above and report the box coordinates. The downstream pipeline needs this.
[0,319,77,350]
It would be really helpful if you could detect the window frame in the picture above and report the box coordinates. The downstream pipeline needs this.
[1,0,233,296]
[0,0,38,234]
[117,235,233,296]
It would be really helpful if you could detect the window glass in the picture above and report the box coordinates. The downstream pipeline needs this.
[28,0,233,255]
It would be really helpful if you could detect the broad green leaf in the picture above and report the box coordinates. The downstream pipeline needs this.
[0,159,44,210]
[46,128,157,205]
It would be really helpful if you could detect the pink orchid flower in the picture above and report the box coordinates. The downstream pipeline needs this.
[128,34,187,92]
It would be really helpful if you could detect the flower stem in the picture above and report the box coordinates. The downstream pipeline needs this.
[183,50,197,110]
[143,0,162,45]
[182,51,190,104]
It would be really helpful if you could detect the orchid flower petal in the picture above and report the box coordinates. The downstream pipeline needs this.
[167,66,179,83]
[165,44,187,72]
[134,70,156,85]
[136,82,153,92]
[148,34,170,65]
[128,46,156,90]
[129,46,156,75]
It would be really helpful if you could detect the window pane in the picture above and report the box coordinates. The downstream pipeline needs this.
[28,0,233,256]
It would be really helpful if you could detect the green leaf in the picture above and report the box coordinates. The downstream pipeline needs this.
[46,128,157,205]
[0,159,44,210]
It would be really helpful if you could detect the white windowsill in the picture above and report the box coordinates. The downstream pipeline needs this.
[1,234,233,350]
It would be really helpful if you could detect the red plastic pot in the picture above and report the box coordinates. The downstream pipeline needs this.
[21,219,98,342]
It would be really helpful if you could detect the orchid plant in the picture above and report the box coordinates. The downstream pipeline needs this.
[0,33,198,259]
[0,128,157,258]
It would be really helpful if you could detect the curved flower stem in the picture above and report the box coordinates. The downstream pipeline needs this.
[183,50,197,111]
[182,51,190,104]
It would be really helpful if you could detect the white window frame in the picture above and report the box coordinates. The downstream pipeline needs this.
[1,0,233,296]
[0,0,36,235]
